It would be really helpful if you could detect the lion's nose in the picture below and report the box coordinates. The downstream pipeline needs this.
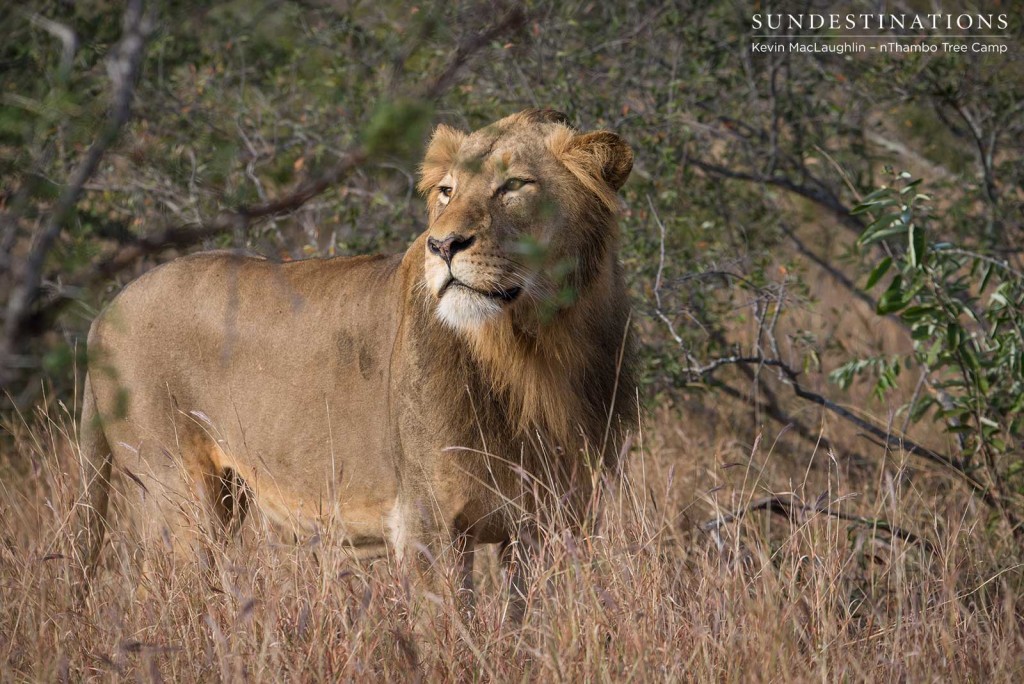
[427,234,475,266]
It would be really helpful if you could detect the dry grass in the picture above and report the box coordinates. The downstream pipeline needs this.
[2,398,1022,683]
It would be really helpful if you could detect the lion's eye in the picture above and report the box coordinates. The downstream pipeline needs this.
[438,186,453,205]
[501,178,533,194]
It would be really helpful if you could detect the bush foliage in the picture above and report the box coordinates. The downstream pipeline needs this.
[2,0,1024,678]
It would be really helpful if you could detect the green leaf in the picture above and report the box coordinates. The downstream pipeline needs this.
[945,323,962,350]
[908,396,935,422]
[990,283,1009,308]
[857,213,902,246]
[979,262,995,293]
[898,178,923,194]
[877,275,907,315]
[947,424,975,434]
[908,222,926,268]
[901,305,935,322]
[865,257,892,290]
[910,323,933,340]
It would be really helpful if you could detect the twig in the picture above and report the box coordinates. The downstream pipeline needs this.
[949,102,998,207]
[2,0,151,369]
[689,354,1017,527]
[689,156,864,234]
[697,356,958,471]
[647,194,687,350]
[935,246,1024,280]
[709,374,844,460]
[420,7,526,100]
[777,222,892,316]
[25,13,78,76]
[700,493,935,553]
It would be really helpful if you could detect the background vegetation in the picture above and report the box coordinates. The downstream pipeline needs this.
[2,0,1023,680]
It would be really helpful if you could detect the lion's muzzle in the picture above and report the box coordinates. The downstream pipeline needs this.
[427,233,475,266]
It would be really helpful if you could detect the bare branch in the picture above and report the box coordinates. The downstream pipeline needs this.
[688,156,865,234]
[420,6,526,100]
[2,0,151,376]
[700,493,935,553]
[950,102,998,206]
[89,147,369,278]
[647,194,689,355]
[26,13,78,76]
[688,353,1019,527]
[777,223,881,312]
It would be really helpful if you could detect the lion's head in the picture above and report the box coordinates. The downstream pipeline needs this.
[417,109,633,333]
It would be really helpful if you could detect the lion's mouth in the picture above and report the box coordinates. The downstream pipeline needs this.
[441,278,522,303]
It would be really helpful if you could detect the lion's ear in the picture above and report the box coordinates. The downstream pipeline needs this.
[417,124,467,196]
[517,108,572,126]
[567,131,633,192]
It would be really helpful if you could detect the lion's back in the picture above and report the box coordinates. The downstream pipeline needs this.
[86,249,406,453]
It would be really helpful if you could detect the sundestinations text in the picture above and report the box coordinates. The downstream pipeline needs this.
[752,13,1009,32]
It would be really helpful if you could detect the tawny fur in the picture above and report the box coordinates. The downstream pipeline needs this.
[77,109,635,600]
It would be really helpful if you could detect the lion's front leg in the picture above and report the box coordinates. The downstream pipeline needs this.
[500,530,535,625]
[452,531,476,618]
[389,496,477,616]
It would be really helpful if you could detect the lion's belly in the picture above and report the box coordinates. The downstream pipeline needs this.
[257,487,395,555]
[143,293,400,547]
[201,371,399,546]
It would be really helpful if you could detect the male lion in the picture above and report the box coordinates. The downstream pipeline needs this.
[78,109,635,611]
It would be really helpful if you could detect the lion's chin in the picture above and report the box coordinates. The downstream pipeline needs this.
[435,286,506,331]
